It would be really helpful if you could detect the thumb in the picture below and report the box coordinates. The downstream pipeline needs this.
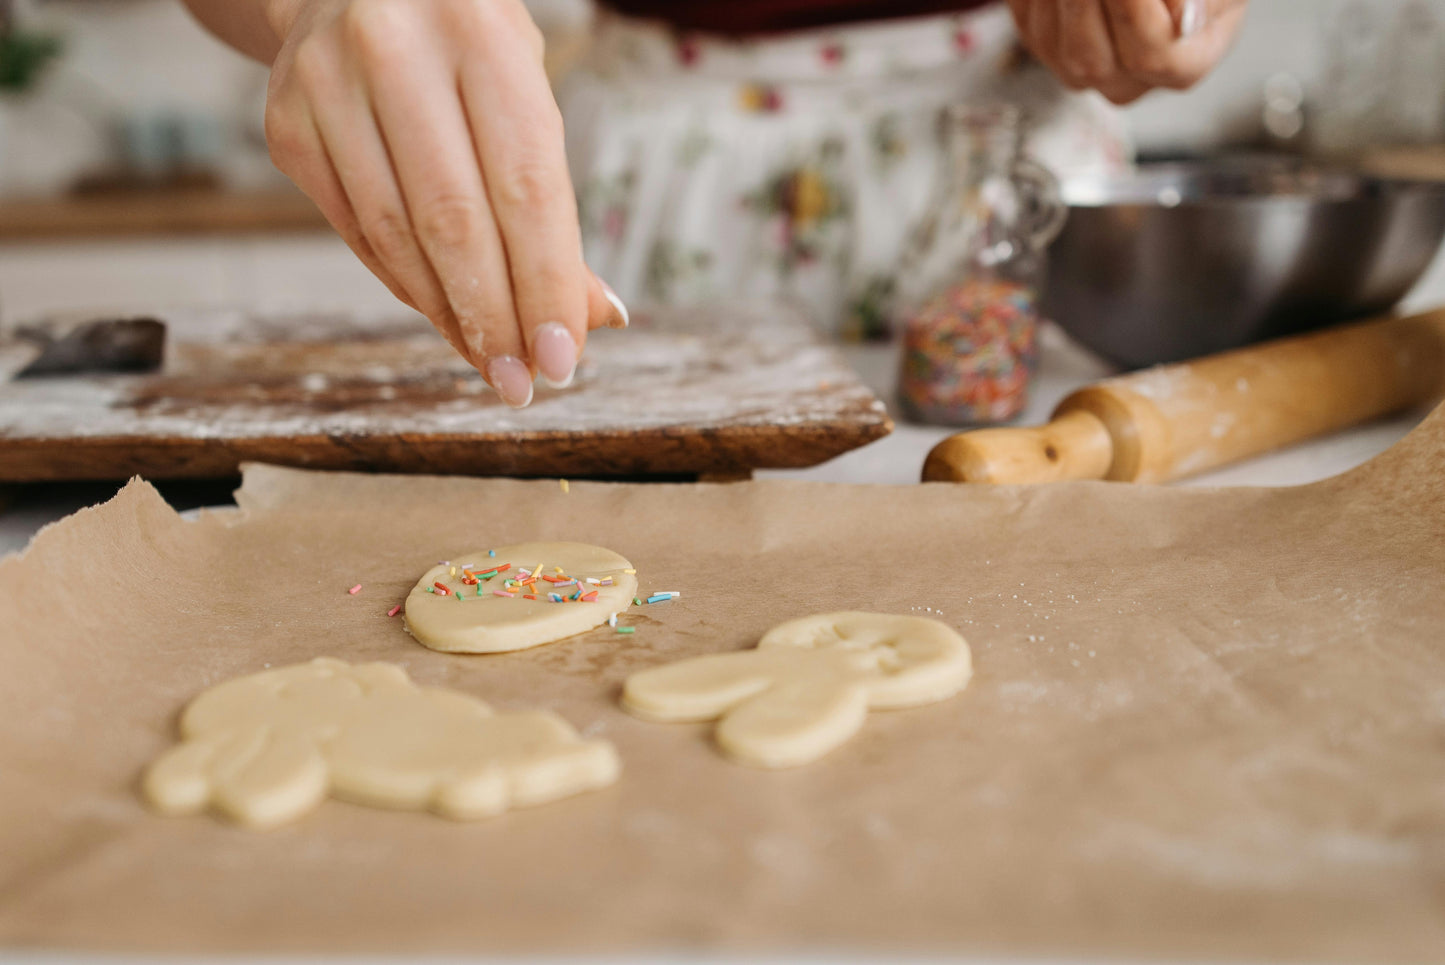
[585,267,630,331]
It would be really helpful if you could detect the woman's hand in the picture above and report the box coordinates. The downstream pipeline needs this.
[1007,0,1248,105]
[261,0,625,407]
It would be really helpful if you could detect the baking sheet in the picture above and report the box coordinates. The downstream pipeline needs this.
[2,404,1444,960]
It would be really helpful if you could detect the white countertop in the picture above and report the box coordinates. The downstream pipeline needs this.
[763,326,1429,489]
[2,231,1440,557]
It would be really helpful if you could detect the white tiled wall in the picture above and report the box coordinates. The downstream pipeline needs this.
[2,0,1443,196]
[0,233,400,320]
[1126,0,1445,155]
[0,0,272,195]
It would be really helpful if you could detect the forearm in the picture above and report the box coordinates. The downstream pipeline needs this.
[179,0,303,64]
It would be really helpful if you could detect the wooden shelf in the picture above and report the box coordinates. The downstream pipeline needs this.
[1360,145,1445,182]
[0,187,331,241]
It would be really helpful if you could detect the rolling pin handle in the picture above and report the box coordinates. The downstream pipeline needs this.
[922,409,1116,484]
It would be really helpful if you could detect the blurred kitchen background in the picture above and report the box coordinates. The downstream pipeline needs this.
[3,0,1445,320]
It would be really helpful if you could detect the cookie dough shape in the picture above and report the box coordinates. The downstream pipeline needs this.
[622,611,971,768]
[405,542,639,654]
[143,657,620,830]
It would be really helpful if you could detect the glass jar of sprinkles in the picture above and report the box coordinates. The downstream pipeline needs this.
[894,104,1066,426]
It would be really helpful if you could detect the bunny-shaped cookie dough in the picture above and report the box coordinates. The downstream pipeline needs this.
[622,612,972,768]
[144,658,619,829]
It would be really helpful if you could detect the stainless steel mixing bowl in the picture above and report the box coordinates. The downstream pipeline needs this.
[1041,159,1445,368]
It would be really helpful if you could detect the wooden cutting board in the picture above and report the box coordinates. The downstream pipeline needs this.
[0,304,891,481]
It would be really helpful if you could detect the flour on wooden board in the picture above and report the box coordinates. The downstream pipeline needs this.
[0,304,887,440]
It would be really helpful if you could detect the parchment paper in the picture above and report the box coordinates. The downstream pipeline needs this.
[3,404,1445,961]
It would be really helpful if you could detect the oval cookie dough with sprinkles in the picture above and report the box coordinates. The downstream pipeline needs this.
[404,542,639,653]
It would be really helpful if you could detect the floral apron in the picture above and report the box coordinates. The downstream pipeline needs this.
[560,5,1132,339]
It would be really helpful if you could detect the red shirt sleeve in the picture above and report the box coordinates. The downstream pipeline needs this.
[602,0,998,35]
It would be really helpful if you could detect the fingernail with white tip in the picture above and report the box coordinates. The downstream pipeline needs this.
[533,321,578,388]
[1177,0,1204,37]
[485,355,534,408]
[602,280,630,329]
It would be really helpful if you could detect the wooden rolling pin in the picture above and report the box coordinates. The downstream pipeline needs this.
[922,308,1445,484]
